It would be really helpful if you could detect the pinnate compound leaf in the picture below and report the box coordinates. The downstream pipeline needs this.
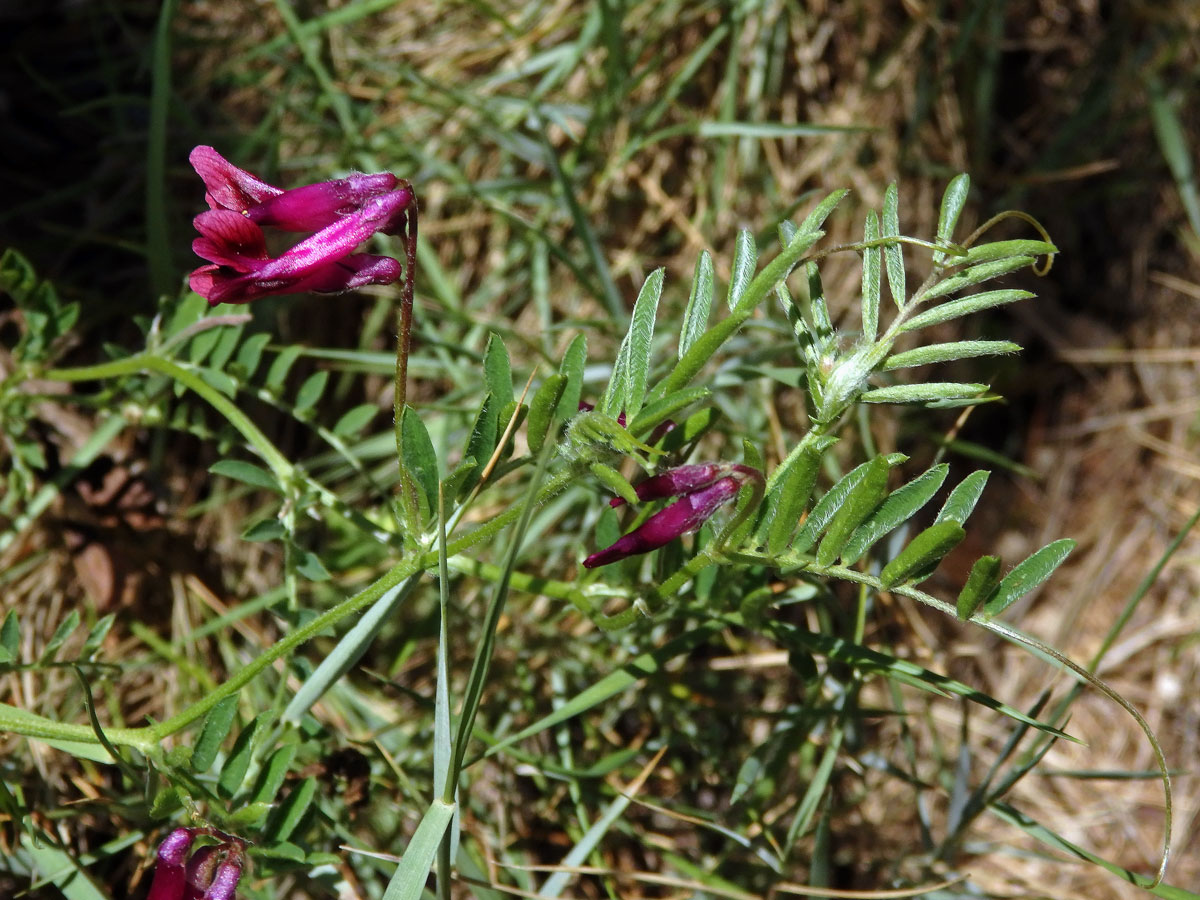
[680,251,714,359]
[882,182,906,309]
[209,459,283,494]
[879,521,967,589]
[936,470,990,525]
[983,539,1076,618]
[883,341,1020,370]
[842,464,949,565]
[727,229,757,311]
[861,211,881,341]
[817,456,890,565]
[934,174,970,266]
[957,555,1002,620]
[192,694,239,774]
[900,289,1033,333]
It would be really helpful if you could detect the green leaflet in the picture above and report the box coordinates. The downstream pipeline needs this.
[816,456,890,565]
[879,520,966,589]
[957,555,1002,620]
[841,463,950,565]
[983,539,1076,618]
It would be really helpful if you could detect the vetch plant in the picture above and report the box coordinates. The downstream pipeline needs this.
[1,168,1186,898]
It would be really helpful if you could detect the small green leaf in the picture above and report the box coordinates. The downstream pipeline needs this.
[842,464,949,565]
[401,407,439,516]
[661,406,721,453]
[627,387,709,437]
[816,456,890,565]
[556,334,587,419]
[680,251,714,359]
[233,332,271,380]
[459,396,499,497]
[223,801,272,828]
[527,374,567,453]
[901,289,1033,332]
[242,519,286,542]
[208,322,244,372]
[483,333,514,408]
[763,438,835,554]
[799,188,850,234]
[883,341,1020,370]
[294,370,329,417]
[218,713,264,798]
[879,521,967,588]
[794,454,906,555]
[727,229,757,311]
[252,743,298,804]
[192,694,239,774]
[962,240,1056,266]
[0,248,38,301]
[860,382,989,404]
[333,404,378,436]
[882,182,905,309]
[40,610,79,663]
[983,539,1076,618]
[0,610,19,664]
[266,777,317,842]
[589,463,639,507]
[936,471,990,526]
[198,367,238,398]
[188,325,222,366]
[861,211,881,341]
[934,174,970,266]
[209,459,283,494]
[924,256,1034,301]
[265,345,303,394]
[957,555,1002,619]
[605,268,664,418]
[80,614,115,660]
[149,786,184,819]
[295,550,331,582]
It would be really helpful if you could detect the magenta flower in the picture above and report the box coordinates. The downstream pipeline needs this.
[187,146,414,306]
[143,827,245,900]
[584,463,760,568]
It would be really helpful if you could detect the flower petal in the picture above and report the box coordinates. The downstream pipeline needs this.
[191,210,269,271]
[248,173,399,231]
[190,146,281,212]
[584,475,742,567]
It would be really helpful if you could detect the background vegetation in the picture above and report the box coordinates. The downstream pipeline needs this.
[1,1,1198,898]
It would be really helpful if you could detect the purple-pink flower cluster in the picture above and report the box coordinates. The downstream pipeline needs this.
[145,827,245,900]
[188,146,414,306]
[585,463,760,567]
